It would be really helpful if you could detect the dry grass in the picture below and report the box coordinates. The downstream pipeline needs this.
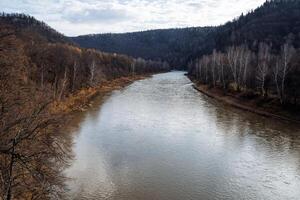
[50,75,149,114]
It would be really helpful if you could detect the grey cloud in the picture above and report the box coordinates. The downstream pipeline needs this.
[0,0,266,35]
[65,8,132,23]
[188,2,205,9]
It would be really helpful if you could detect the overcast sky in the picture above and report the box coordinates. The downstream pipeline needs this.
[1,0,266,36]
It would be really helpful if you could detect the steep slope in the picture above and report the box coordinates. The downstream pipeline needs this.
[0,13,169,99]
[213,0,300,52]
[0,13,169,200]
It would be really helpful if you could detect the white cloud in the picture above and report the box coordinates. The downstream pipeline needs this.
[0,0,266,36]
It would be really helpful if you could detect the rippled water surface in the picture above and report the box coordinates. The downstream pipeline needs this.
[66,72,300,200]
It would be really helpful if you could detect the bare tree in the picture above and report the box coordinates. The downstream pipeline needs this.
[217,52,227,91]
[0,103,71,200]
[280,43,295,103]
[203,56,209,84]
[58,67,68,101]
[72,61,78,92]
[40,64,45,88]
[227,46,240,91]
[212,50,217,87]
[272,43,296,104]
[89,60,96,86]
[273,57,282,103]
[131,62,135,76]
[256,43,271,97]
[242,48,251,89]
[236,45,252,89]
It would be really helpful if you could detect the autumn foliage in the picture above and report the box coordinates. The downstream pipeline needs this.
[0,14,169,200]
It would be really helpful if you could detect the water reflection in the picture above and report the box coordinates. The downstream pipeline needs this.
[66,72,300,200]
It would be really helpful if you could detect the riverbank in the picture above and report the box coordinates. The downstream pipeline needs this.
[189,78,300,123]
[51,74,151,115]
[66,71,300,200]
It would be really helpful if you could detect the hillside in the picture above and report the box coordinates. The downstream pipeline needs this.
[0,13,169,100]
[0,13,71,44]
[188,0,300,118]
[70,27,215,69]
[1,1,300,199]
[0,13,169,200]
[71,0,300,69]
[69,0,300,109]
[213,0,300,51]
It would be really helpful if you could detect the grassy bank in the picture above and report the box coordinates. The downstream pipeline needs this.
[51,75,151,115]
[189,77,300,123]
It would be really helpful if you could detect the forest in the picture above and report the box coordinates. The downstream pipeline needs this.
[188,0,300,111]
[188,42,300,106]
[71,27,215,69]
[1,0,300,199]
[0,13,169,200]
[72,0,300,70]
[71,0,300,110]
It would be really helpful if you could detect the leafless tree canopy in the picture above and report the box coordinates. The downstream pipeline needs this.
[188,42,300,106]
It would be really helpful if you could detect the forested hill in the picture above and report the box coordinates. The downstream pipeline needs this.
[213,0,300,52]
[188,0,300,111]
[70,27,215,69]
[1,13,170,199]
[0,12,169,98]
[71,0,300,69]
[0,13,71,44]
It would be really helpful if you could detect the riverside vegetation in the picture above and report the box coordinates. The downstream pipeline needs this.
[0,13,169,200]
[72,0,300,120]
[1,0,300,199]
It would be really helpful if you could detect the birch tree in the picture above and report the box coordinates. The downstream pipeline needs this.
[256,43,271,97]
[280,43,295,103]
[272,43,296,104]
[212,50,217,87]
[227,46,240,91]
[273,57,282,103]
[203,56,209,84]
[217,52,227,91]
[242,48,251,88]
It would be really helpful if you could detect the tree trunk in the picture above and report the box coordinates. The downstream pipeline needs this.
[58,68,68,101]
[72,62,77,92]
[6,139,15,200]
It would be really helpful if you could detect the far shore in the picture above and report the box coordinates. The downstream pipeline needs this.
[189,77,300,124]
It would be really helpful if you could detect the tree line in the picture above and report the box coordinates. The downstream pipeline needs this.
[0,13,69,43]
[71,27,214,69]
[0,14,170,200]
[71,0,300,70]
[29,43,170,101]
[188,42,300,105]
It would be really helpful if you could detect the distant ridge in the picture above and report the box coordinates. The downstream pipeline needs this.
[70,27,215,69]
[70,0,300,69]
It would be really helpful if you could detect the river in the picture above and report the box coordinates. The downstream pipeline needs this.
[66,71,300,200]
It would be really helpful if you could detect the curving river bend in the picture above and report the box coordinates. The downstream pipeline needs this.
[66,71,300,200]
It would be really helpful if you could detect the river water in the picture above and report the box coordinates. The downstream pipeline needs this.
[66,71,300,200]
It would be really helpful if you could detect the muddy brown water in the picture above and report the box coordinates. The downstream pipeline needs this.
[65,71,300,200]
